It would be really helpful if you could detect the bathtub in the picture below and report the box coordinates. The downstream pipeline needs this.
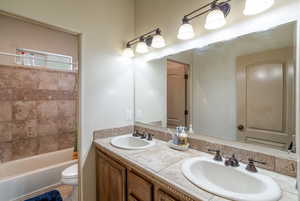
[0,148,77,201]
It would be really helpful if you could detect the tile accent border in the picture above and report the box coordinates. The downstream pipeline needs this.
[93,125,134,140]
[134,125,297,177]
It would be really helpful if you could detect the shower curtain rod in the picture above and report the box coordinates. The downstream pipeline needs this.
[0,51,77,66]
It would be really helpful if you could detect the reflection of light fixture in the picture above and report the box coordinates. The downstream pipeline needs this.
[244,0,274,16]
[136,37,149,53]
[123,28,166,57]
[177,17,195,40]
[151,29,166,48]
[122,44,134,58]
[177,0,231,40]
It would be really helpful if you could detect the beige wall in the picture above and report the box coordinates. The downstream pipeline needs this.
[0,1,135,201]
[135,0,296,47]
[0,14,78,65]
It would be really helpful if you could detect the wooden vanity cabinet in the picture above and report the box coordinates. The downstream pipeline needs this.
[96,149,194,201]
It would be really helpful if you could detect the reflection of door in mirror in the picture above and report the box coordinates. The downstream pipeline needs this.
[167,60,189,128]
[237,47,295,150]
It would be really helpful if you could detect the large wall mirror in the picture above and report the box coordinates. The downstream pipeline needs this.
[134,21,297,152]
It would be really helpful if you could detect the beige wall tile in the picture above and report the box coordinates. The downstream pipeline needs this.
[0,101,12,122]
[0,142,12,163]
[11,138,39,160]
[37,101,58,119]
[58,132,75,149]
[12,120,37,140]
[275,158,297,177]
[38,135,59,154]
[37,71,59,90]
[13,101,37,120]
[94,128,113,139]
[14,69,39,89]
[58,73,76,91]
[0,122,12,142]
[37,119,59,136]
[57,100,75,118]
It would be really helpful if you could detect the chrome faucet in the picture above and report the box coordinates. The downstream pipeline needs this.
[132,131,153,141]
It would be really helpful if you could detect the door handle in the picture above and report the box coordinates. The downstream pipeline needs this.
[237,125,244,131]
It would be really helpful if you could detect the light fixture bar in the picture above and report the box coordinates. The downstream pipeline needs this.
[123,28,166,57]
[182,0,231,23]
[126,28,161,47]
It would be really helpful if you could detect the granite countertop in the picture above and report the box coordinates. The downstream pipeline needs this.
[94,137,298,201]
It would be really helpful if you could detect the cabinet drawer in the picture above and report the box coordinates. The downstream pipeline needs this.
[127,170,153,201]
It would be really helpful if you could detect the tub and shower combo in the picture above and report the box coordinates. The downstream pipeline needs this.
[0,148,77,201]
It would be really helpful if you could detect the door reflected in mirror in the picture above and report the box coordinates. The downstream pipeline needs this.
[134,22,296,152]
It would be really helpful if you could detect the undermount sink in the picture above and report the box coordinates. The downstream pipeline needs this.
[111,134,155,150]
[182,157,281,201]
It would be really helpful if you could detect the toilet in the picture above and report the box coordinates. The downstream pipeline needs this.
[61,164,78,201]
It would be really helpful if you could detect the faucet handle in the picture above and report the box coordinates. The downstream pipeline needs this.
[246,158,266,173]
[208,149,223,161]
[147,133,153,141]
[132,130,139,137]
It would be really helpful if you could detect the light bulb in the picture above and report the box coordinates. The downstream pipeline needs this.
[136,41,149,54]
[151,34,166,48]
[177,23,195,40]
[205,9,226,30]
[122,47,134,58]
[243,0,274,16]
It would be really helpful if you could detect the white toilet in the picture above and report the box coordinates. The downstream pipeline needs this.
[61,164,78,201]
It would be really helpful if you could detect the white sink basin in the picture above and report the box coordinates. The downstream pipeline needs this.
[111,134,155,150]
[182,157,281,201]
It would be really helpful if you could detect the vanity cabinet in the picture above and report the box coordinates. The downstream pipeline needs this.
[96,149,195,201]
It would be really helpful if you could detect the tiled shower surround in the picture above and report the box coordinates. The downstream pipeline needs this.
[0,64,77,163]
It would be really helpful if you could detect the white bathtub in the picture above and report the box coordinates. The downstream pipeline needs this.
[0,148,77,201]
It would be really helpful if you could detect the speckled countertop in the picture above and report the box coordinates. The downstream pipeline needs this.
[94,137,298,201]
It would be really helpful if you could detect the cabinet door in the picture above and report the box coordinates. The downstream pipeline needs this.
[96,150,126,201]
[127,171,153,201]
[157,190,179,201]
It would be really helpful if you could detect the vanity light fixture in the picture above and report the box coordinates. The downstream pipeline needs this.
[123,28,166,57]
[136,37,149,54]
[177,0,231,40]
[151,29,166,48]
[122,44,135,58]
[243,0,274,16]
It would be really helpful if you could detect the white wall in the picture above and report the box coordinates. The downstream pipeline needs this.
[0,1,135,201]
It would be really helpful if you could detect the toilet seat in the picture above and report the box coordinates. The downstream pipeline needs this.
[61,164,78,185]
